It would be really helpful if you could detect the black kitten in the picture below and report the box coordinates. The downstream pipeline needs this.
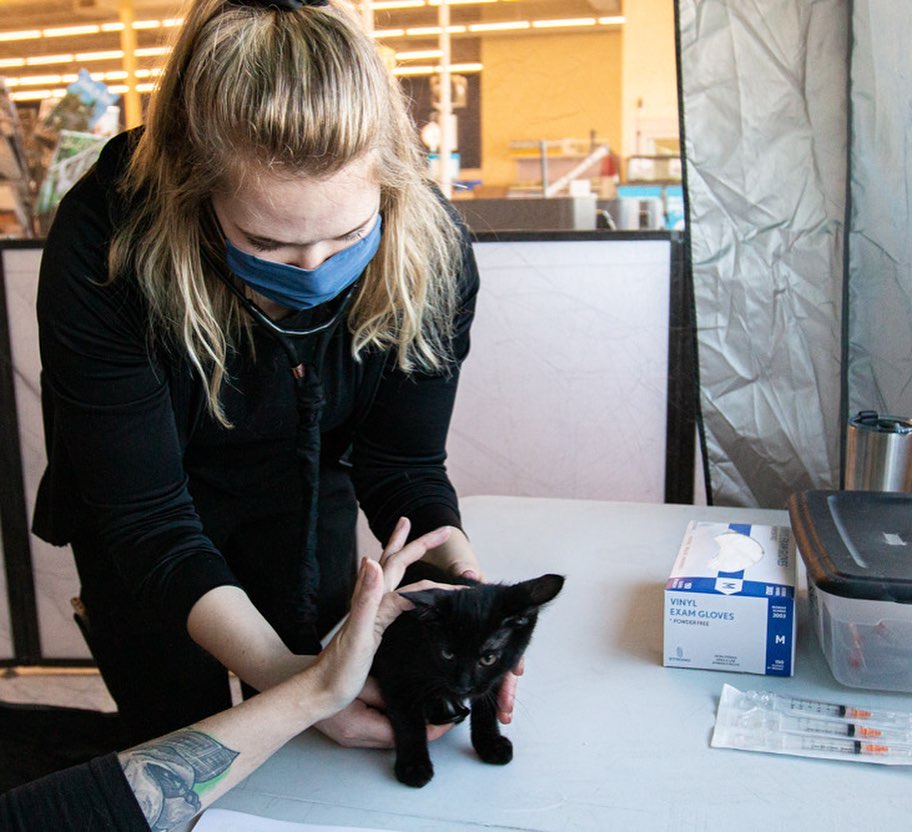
[370,562,564,788]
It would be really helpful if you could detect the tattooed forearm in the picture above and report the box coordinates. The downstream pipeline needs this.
[118,729,239,831]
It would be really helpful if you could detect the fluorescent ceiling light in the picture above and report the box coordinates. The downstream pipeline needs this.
[0,17,185,43]
[405,25,467,35]
[6,69,133,87]
[393,61,482,76]
[372,0,425,8]
[108,84,154,93]
[396,49,442,59]
[135,46,171,57]
[468,20,529,31]
[11,88,66,101]
[0,30,41,42]
[25,54,74,66]
[394,64,434,75]
[2,75,58,87]
[43,25,101,37]
[532,17,597,29]
[75,50,124,61]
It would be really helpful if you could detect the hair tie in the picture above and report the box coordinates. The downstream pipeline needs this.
[246,0,328,10]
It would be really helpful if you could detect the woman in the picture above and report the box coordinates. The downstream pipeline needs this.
[34,0,509,748]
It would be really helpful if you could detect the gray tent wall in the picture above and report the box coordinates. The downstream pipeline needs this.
[847,2,912,420]
[678,0,850,507]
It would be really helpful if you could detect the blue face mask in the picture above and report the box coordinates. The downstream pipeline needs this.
[225,214,382,311]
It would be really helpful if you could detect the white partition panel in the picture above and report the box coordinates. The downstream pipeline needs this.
[2,247,88,659]
[5,239,672,660]
[0,514,13,659]
[447,239,671,503]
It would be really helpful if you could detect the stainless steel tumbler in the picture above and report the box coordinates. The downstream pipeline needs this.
[845,410,912,492]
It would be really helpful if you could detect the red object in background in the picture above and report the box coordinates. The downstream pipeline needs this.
[600,151,620,177]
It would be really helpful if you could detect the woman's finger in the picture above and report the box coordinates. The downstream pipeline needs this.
[497,670,519,725]
[378,516,411,567]
[343,558,384,643]
[396,578,469,594]
[357,676,386,709]
[380,526,451,591]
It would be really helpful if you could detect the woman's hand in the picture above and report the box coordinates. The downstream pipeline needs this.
[313,521,454,747]
[312,677,451,748]
[309,557,406,717]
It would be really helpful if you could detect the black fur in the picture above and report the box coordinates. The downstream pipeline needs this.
[370,562,564,787]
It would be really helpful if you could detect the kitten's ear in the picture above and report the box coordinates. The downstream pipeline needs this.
[502,574,564,627]
[524,574,565,606]
[399,588,445,621]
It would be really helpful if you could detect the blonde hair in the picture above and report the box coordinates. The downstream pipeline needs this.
[109,0,461,424]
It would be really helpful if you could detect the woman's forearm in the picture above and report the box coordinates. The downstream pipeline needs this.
[419,526,483,579]
[118,662,338,830]
[186,585,315,691]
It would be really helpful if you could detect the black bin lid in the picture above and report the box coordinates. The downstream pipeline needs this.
[787,490,912,602]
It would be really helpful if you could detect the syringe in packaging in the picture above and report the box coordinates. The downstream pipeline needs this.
[736,686,912,730]
[732,706,912,744]
[712,684,912,765]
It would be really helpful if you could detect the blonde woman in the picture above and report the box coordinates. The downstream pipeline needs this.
[35,0,516,751]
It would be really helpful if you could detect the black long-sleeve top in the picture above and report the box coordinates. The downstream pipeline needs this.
[0,755,148,831]
[33,129,479,633]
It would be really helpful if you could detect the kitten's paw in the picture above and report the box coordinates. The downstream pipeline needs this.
[474,734,513,765]
[395,758,435,788]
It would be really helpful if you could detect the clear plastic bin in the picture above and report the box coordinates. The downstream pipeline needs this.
[808,581,912,692]
[788,489,912,692]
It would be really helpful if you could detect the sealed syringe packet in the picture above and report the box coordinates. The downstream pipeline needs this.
[664,521,796,676]
[711,684,912,765]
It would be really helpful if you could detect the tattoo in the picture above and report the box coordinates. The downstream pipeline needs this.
[119,729,239,831]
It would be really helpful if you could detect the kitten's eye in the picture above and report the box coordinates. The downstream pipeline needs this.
[441,648,455,661]
[479,652,498,667]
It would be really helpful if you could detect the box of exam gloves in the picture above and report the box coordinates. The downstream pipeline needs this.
[663,521,796,676]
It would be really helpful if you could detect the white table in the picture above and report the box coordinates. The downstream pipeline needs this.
[210,496,912,831]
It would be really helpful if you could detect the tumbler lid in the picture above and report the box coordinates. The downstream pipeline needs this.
[850,410,912,434]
